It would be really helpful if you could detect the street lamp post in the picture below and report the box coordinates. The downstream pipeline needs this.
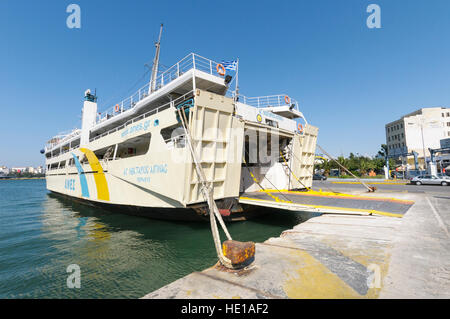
[420,121,427,170]
[417,117,439,172]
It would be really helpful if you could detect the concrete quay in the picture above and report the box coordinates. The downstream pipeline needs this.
[143,190,450,299]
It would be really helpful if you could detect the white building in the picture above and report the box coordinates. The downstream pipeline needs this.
[36,166,45,174]
[11,167,27,173]
[385,107,450,169]
[7,166,45,175]
[0,166,9,176]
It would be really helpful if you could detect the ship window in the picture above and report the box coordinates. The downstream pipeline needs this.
[116,133,151,159]
[50,163,58,170]
[161,124,185,148]
[265,119,279,128]
[59,160,66,169]
[80,154,89,164]
[71,138,80,149]
[93,145,116,160]
[67,158,74,166]
[62,144,70,153]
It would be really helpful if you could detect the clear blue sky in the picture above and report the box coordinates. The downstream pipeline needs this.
[1,0,450,167]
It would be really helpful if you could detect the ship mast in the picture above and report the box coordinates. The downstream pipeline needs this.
[150,24,163,93]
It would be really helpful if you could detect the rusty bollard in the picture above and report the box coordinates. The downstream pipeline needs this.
[222,240,255,269]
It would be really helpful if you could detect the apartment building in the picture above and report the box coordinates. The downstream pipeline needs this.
[385,107,450,168]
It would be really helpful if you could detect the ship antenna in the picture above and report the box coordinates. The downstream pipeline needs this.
[150,23,163,93]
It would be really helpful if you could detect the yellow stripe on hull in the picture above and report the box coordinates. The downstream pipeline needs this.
[80,148,110,201]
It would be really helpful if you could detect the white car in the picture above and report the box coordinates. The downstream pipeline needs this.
[411,174,450,186]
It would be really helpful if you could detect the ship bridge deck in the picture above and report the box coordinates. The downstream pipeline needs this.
[44,53,308,156]
[239,189,414,217]
[91,53,229,135]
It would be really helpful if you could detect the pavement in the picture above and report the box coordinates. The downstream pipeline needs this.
[143,181,450,299]
[380,194,450,298]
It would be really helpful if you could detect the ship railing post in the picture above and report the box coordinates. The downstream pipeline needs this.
[113,144,118,161]
[177,62,180,77]
[210,60,212,74]
[192,54,196,91]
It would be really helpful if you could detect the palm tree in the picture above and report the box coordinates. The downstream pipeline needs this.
[336,156,349,175]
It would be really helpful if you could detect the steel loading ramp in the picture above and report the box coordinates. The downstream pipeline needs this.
[239,190,414,217]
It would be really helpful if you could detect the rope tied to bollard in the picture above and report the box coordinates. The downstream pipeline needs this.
[175,103,254,270]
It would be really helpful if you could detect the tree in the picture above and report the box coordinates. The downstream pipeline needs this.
[336,156,349,175]
[377,144,388,158]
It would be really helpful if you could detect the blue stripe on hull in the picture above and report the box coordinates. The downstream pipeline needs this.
[71,153,90,198]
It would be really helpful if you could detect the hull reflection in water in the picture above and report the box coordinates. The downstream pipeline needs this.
[0,179,309,298]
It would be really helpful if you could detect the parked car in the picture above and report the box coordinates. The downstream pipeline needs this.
[410,174,450,186]
[405,170,426,180]
[313,174,327,181]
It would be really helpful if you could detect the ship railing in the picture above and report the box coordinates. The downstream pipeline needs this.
[234,93,300,111]
[45,129,81,151]
[89,90,194,143]
[96,53,224,124]
[44,93,191,159]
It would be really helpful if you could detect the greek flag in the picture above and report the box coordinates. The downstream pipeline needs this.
[221,60,238,71]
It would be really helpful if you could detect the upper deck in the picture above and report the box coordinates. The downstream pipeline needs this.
[91,53,230,135]
[44,53,305,157]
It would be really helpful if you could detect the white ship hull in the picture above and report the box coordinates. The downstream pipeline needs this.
[44,54,318,221]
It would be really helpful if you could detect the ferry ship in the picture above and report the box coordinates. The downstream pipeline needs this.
[43,36,318,221]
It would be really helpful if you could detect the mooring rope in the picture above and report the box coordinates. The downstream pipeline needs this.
[316,144,374,192]
[176,105,233,268]
[283,143,342,195]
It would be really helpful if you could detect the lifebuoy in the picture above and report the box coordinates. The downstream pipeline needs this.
[298,123,303,133]
[216,64,226,76]
[284,95,290,105]
[115,104,120,112]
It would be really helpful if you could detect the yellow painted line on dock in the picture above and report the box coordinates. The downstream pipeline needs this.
[283,248,364,298]
[260,189,415,205]
[239,196,404,218]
